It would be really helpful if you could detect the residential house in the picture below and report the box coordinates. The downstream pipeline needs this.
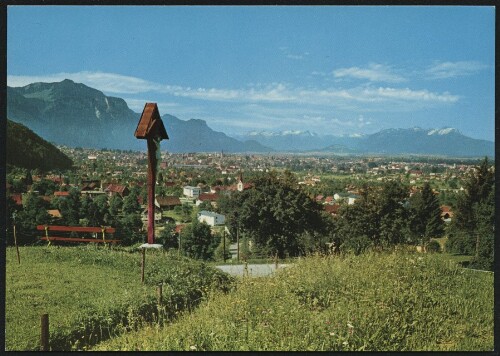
[183,186,201,198]
[105,184,130,198]
[440,205,454,223]
[347,194,360,205]
[324,203,341,217]
[197,210,225,226]
[155,196,182,211]
[333,192,359,205]
[196,193,219,207]
[47,209,62,223]
[175,224,186,235]
[9,194,23,206]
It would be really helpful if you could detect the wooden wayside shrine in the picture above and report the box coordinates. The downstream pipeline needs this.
[135,103,169,245]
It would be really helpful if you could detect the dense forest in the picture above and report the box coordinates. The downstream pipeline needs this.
[6,119,74,171]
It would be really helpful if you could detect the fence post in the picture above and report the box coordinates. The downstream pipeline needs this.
[141,248,146,284]
[13,224,20,264]
[40,313,49,351]
[157,284,163,306]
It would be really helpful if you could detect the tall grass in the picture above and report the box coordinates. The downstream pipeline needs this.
[94,250,493,351]
[5,246,234,351]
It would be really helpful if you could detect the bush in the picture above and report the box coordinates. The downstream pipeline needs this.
[340,235,372,255]
[445,231,475,255]
[469,234,494,271]
[426,240,441,253]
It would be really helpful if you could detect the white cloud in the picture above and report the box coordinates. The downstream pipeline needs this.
[279,46,309,60]
[7,71,167,94]
[8,71,459,112]
[359,86,459,103]
[425,61,489,79]
[333,63,406,83]
[122,98,179,112]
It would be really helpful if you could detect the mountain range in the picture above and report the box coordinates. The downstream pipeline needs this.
[7,79,494,157]
[238,127,494,157]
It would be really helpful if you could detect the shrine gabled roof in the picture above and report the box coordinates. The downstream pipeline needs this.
[134,103,169,140]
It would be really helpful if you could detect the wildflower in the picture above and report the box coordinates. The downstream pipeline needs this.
[190,345,197,350]
[329,332,335,336]
[347,323,354,329]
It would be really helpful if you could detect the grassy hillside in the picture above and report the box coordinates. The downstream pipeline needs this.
[94,251,493,351]
[5,246,234,351]
[6,119,74,171]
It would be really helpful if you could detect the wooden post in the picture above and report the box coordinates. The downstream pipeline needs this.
[475,233,480,259]
[146,138,158,245]
[13,224,20,264]
[237,225,240,263]
[178,231,181,256]
[157,284,163,306]
[40,313,49,351]
[141,248,146,284]
[223,229,226,263]
[275,252,278,269]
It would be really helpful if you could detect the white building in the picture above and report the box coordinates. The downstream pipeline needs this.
[183,186,201,198]
[197,210,225,226]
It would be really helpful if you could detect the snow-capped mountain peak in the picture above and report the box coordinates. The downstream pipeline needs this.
[247,130,316,137]
[427,127,459,136]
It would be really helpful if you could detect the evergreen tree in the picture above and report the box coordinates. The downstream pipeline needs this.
[108,195,123,221]
[15,193,51,244]
[409,182,444,243]
[56,188,81,226]
[122,191,141,215]
[447,157,494,264]
[335,181,411,253]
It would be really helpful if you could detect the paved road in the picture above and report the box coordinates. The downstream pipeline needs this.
[215,263,290,277]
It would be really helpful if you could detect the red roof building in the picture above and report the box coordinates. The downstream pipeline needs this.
[198,193,219,201]
[105,184,130,198]
[324,203,341,217]
[175,224,186,234]
[54,191,70,197]
[10,194,23,206]
[155,196,182,210]
[440,205,454,220]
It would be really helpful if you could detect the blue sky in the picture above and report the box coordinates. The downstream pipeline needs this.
[7,6,495,141]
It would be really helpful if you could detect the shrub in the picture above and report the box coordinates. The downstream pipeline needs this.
[426,240,441,253]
